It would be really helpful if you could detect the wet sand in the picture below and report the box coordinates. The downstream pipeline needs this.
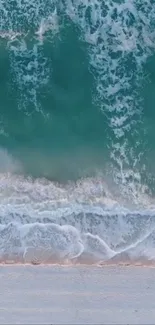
[0,265,155,324]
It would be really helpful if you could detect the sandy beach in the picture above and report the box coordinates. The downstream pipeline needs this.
[0,265,154,324]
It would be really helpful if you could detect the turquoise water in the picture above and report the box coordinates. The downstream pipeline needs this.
[0,22,109,180]
[0,1,155,264]
[0,2,155,187]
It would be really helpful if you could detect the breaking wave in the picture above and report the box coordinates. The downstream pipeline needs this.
[0,173,155,265]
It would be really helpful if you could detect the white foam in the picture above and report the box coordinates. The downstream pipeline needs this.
[0,0,59,114]
[62,0,155,202]
[0,172,154,264]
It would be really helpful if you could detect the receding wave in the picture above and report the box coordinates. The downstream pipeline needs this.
[0,173,155,265]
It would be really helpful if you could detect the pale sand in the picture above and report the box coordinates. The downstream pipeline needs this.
[0,265,155,324]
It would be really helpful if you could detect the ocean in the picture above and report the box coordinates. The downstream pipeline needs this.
[0,0,155,265]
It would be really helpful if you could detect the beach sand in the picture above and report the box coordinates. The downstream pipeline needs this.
[0,265,155,324]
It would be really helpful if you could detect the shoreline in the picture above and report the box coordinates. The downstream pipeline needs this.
[0,262,155,267]
[0,256,155,267]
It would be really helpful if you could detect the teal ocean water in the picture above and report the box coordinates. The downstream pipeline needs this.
[0,0,155,265]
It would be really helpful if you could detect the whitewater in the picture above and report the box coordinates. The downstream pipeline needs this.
[0,0,155,265]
